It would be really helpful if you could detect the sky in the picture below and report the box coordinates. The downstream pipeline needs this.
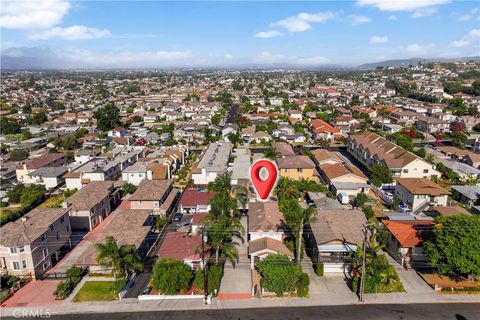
[0,0,479,68]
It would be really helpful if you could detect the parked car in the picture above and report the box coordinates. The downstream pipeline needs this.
[176,220,191,228]
[172,213,183,222]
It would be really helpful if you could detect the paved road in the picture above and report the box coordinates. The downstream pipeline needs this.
[6,303,480,320]
[225,102,240,124]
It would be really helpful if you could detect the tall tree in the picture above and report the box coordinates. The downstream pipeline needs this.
[93,102,121,131]
[95,236,143,279]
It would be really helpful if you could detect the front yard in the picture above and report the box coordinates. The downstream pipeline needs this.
[421,274,480,294]
[72,281,121,302]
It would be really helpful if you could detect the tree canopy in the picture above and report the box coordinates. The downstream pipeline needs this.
[424,215,480,278]
[93,102,121,131]
[151,258,193,294]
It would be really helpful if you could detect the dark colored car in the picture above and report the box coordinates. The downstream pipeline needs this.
[172,213,183,222]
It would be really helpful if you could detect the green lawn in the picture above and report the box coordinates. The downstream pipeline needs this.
[72,281,118,302]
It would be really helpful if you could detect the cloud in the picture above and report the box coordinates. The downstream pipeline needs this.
[223,53,234,60]
[0,0,71,29]
[0,0,111,41]
[255,30,282,38]
[370,36,389,44]
[411,7,438,18]
[458,8,480,21]
[295,56,330,65]
[270,11,336,33]
[451,29,480,47]
[350,15,372,25]
[357,0,450,11]
[26,25,111,40]
[387,15,398,20]
[405,43,435,54]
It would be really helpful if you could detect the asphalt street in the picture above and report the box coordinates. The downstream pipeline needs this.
[6,303,480,320]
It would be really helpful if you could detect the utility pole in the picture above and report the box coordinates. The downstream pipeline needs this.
[359,225,368,302]
[202,228,209,304]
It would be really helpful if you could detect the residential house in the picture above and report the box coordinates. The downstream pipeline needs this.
[16,153,67,184]
[107,127,128,138]
[394,178,450,213]
[156,232,209,269]
[319,162,369,197]
[28,166,67,190]
[304,209,366,273]
[178,189,217,214]
[310,149,343,166]
[383,220,434,268]
[465,153,480,169]
[63,181,121,231]
[248,201,292,268]
[451,185,480,209]
[416,116,450,134]
[129,180,175,215]
[276,155,318,181]
[271,142,295,157]
[0,207,72,279]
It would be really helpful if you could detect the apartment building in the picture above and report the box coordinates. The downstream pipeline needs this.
[347,132,440,179]
[0,207,72,279]
[191,141,231,185]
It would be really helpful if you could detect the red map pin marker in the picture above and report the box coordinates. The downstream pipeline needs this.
[251,160,278,200]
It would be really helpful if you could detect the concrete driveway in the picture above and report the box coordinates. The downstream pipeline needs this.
[1,280,62,308]
[218,215,251,300]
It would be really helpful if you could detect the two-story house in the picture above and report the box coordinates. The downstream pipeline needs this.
[276,155,319,181]
[63,181,121,231]
[0,207,72,279]
[394,178,450,213]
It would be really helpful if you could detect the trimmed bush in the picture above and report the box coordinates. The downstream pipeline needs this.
[296,272,310,297]
[315,262,324,277]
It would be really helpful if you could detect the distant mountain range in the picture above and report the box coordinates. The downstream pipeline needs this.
[1,46,479,70]
[358,56,480,69]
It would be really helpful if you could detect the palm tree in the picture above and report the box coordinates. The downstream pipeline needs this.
[279,198,316,264]
[203,216,244,266]
[274,177,299,200]
[95,236,143,279]
[263,146,280,160]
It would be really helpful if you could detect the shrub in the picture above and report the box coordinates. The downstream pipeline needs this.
[66,266,83,285]
[296,272,310,297]
[110,278,127,293]
[315,262,324,277]
[256,254,302,297]
[151,258,193,294]
[55,281,73,300]
[362,206,375,220]
[193,264,224,296]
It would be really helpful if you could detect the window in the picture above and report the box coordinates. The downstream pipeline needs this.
[43,248,48,259]
[10,247,17,254]
[403,169,409,173]
[423,169,429,173]
[43,261,50,270]
[12,261,20,271]
[285,168,289,173]
[60,216,65,224]
[21,260,27,269]
[19,246,24,253]
[417,195,427,199]
[297,168,303,173]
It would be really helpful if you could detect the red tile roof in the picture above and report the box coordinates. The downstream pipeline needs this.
[179,189,217,207]
[383,220,434,248]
